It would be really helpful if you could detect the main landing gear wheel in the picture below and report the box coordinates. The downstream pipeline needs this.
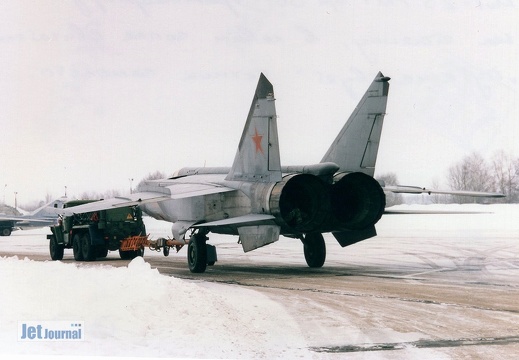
[303,233,326,268]
[188,233,207,273]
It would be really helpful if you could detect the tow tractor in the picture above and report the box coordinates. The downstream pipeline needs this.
[47,200,186,261]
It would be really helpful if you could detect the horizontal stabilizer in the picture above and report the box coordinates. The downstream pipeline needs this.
[384,209,493,215]
[384,185,505,198]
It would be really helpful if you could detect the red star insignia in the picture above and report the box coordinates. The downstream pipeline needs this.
[252,127,264,154]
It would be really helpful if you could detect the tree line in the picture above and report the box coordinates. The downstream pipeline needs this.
[77,170,169,201]
[447,151,518,203]
[378,150,519,206]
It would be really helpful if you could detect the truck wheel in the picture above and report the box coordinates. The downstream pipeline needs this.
[1,228,12,236]
[96,246,108,258]
[119,249,131,260]
[187,233,207,273]
[81,233,96,261]
[49,235,64,261]
[119,248,143,260]
[73,234,84,261]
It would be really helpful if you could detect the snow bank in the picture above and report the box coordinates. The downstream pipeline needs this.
[0,256,309,359]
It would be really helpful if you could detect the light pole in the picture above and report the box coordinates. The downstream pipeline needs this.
[14,192,18,209]
[129,178,134,194]
[3,184,6,204]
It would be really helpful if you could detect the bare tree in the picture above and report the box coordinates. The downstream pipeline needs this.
[103,189,121,199]
[429,178,449,204]
[79,191,103,200]
[492,150,519,203]
[45,192,54,203]
[77,189,122,200]
[136,171,168,191]
[447,152,494,203]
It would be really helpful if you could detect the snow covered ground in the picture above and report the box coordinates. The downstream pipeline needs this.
[1,256,311,359]
[1,217,311,359]
[1,204,519,359]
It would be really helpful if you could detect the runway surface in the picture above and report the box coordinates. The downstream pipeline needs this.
[2,205,519,359]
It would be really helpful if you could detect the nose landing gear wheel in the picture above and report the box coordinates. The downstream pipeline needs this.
[188,233,207,273]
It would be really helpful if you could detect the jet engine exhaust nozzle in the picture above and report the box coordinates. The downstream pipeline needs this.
[269,174,329,233]
[330,172,386,230]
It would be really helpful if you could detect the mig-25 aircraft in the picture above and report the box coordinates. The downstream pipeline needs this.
[58,73,503,272]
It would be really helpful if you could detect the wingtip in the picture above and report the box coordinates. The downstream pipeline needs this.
[256,73,274,98]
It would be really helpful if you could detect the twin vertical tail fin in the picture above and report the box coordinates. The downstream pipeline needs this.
[226,73,282,183]
[321,72,390,177]
[226,72,389,182]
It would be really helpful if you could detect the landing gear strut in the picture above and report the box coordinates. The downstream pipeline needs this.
[302,233,326,268]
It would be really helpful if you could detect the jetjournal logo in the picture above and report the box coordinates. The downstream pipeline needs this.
[18,321,84,341]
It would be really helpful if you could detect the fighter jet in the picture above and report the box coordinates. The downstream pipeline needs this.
[58,73,503,272]
[0,198,66,236]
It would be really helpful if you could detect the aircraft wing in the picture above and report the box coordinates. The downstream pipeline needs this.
[0,215,55,222]
[384,208,491,215]
[57,183,236,216]
[0,214,57,232]
[165,183,236,200]
[56,192,171,215]
[0,216,56,223]
[383,185,505,198]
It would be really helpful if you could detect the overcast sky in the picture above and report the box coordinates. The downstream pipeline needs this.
[1,0,518,206]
